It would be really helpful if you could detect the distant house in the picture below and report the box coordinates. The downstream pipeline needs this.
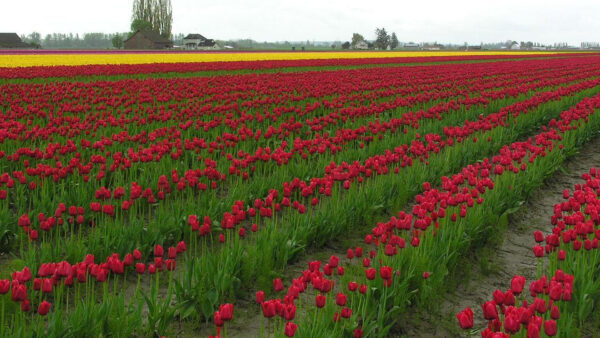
[354,41,368,50]
[403,43,420,50]
[423,43,443,51]
[0,33,31,49]
[183,34,217,50]
[510,42,521,50]
[124,30,173,50]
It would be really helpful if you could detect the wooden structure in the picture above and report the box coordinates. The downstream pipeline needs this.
[124,30,173,50]
[0,33,31,48]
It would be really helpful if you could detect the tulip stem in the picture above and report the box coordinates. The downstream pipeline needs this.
[1,298,5,337]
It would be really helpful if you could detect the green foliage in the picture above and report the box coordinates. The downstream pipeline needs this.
[131,0,173,38]
[130,19,153,34]
[351,33,365,48]
[375,27,390,50]
[111,34,124,49]
[390,32,399,49]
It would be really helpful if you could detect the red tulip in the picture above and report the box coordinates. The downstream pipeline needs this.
[0,279,9,294]
[21,299,31,312]
[365,268,376,280]
[273,278,284,292]
[284,321,298,337]
[255,290,265,303]
[214,311,224,327]
[219,303,234,321]
[482,300,498,320]
[511,275,526,294]
[379,266,392,280]
[154,244,164,257]
[316,294,326,308]
[543,319,557,336]
[456,308,473,329]
[38,300,52,316]
[135,263,146,274]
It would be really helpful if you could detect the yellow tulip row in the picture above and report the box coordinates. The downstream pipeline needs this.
[0,51,568,68]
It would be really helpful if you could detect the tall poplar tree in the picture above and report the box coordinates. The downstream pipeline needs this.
[131,0,172,38]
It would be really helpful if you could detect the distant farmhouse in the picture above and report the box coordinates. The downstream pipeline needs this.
[124,30,173,49]
[183,34,217,50]
[0,33,31,49]
[353,40,368,50]
[403,42,420,50]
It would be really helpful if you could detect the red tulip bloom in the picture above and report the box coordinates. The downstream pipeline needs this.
[533,245,544,257]
[336,293,347,306]
[0,279,9,294]
[42,279,53,294]
[543,319,557,336]
[135,263,146,274]
[154,245,164,257]
[274,278,284,292]
[316,294,326,308]
[21,299,31,312]
[533,231,544,243]
[511,275,526,294]
[11,284,27,302]
[365,268,376,280]
[38,300,52,316]
[379,266,392,280]
[284,321,298,337]
[256,290,265,303]
[214,311,224,327]
[262,300,277,318]
[219,303,234,321]
[456,307,473,329]
[481,300,498,320]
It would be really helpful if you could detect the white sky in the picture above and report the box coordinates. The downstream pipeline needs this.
[2,0,599,45]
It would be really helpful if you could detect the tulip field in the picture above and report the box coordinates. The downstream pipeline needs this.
[3,51,600,337]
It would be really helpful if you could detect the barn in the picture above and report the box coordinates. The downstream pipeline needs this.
[0,33,31,48]
[124,30,173,50]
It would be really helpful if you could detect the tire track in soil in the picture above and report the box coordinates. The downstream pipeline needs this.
[398,135,600,337]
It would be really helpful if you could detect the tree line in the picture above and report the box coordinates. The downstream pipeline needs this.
[21,32,126,49]
[342,28,399,50]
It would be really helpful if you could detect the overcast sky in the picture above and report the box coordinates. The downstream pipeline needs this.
[2,0,599,45]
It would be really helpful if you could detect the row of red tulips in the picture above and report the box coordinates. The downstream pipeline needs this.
[456,167,600,337]
[203,88,600,337]
[3,56,600,335]
[0,53,592,80]
[4,57,595,254]
[203,87,600,337]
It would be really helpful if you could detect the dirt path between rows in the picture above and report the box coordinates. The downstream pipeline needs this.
[398,135,600,337]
